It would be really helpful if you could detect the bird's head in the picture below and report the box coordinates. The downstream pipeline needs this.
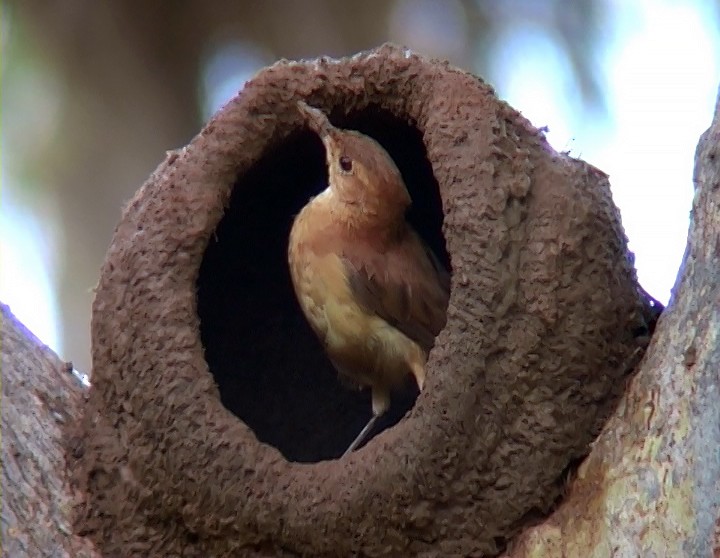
[297,102,412,227]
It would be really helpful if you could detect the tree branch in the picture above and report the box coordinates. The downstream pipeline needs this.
[1,304,99,558]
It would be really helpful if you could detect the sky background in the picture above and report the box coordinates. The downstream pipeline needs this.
[2,0,719,372]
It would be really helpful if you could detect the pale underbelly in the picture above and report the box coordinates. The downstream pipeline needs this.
[295,264,426,392]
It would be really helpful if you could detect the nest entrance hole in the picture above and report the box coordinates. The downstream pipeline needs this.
[197,107,448,463]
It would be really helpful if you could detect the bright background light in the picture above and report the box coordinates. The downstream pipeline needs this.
[2,1,718,373]
[491,0,719,304]
[0,186,61,349]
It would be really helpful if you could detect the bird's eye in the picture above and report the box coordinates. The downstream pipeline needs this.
[339,155,353,172]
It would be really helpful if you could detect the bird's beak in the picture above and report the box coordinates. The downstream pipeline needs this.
[297,101,334,142]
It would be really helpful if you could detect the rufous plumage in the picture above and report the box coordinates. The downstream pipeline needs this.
[289,102,450,455]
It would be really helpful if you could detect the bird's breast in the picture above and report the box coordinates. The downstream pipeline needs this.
[288,206,424,390]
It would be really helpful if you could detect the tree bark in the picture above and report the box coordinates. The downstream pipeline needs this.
[1,304,100,557]
[1,82,718,556]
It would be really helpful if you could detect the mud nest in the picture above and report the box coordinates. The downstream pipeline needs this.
[78,44,655,557]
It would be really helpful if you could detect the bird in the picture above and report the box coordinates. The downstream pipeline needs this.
[288,102,451,456]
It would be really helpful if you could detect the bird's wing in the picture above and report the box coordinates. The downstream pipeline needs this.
[342,228,450,353]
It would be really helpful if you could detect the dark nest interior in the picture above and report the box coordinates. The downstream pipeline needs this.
[197,107,450,463]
